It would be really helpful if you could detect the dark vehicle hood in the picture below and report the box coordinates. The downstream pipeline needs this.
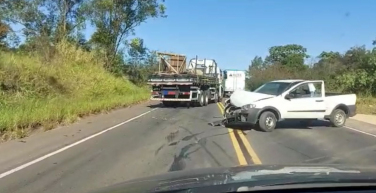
[91,164,376,193]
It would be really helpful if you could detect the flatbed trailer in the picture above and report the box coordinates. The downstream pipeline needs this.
[147,52,223,107]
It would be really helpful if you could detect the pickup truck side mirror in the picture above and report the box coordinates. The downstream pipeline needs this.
[285,93,292,100]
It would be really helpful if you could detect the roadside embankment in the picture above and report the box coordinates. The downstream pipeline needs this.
[356,97,376,115]
[0,42,149,140]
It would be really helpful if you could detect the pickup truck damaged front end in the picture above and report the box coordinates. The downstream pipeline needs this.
[211,100,261,128]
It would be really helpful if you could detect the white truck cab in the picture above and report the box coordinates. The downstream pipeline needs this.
[224,80,357,132]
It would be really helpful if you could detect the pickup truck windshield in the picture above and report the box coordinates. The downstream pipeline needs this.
[254,82,294,96]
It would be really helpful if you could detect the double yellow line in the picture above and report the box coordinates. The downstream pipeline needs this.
[216,102,262,165]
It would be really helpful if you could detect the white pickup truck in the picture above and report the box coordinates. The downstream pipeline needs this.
[223,79,357,132]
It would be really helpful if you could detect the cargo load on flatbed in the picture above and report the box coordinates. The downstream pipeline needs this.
[147,52,223,107]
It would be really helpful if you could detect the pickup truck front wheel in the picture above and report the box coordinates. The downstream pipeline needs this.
[330,109,347,127]
[258,111,277,132]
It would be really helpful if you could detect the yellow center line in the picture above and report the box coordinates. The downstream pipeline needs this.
[236,130,262,164]
[217,102,262,165]
[216,103,247,165]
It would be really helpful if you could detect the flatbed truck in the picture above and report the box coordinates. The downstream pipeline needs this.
[147,52,223,107]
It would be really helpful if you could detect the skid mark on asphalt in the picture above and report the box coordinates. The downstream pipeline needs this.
[167,125,225,172]
[168,141,178,146]
[166,130,179,142]
[158,103,237,172]
[180,126,222,166]
[181,132,203,141]
[154,144,165,156]
[168,129,229,146]
[169,143,200,171]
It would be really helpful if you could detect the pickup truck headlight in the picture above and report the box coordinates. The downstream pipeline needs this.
[241,104,256,110]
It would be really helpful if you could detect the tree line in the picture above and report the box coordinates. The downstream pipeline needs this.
[0,0,165,85]
[2,1,375,95]
[247,42,376,96]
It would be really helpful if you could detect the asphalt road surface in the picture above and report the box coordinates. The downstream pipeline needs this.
[1,100,376,193]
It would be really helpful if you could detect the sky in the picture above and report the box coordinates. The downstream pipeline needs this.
[123,0,376,70]
[14,0,376,70]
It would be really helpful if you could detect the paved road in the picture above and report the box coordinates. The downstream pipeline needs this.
[1,100,376,193]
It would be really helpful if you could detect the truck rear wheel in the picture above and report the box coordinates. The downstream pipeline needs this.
[203,91,209,106]
[330,109,346,127]
[258,111,277,132]
[198,92,204,107]
[214,92,218,103]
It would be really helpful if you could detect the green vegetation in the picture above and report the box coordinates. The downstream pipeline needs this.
[247,43,376,114]
[0,0,165,140]
[0,42,149,140]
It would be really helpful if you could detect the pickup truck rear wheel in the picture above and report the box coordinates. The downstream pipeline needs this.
[330,109,346,127]
[258,111,277,132]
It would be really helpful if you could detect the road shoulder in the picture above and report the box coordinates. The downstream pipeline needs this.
[0,100,160,175]
[346,117,376,136]
[350,114,376,125]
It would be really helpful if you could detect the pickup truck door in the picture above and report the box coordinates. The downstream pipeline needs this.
[282,81,326,119]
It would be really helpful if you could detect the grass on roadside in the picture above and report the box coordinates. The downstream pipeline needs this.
[0,41,149,141]
[357,97,376,115]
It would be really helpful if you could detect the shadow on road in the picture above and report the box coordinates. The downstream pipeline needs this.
[277,120,331,129]
[147,103,163,109]
[147,102,219,109]
[147,104,190,109]
[224,120,332,132]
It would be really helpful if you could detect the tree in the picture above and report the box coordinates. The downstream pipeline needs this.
[342,46,370,70]
[264,44,308,69]
[86,0,166,68]
[123,38,161,85]
[314,51,344,71]
[1,0,86,45]
[127,37,148,64]
[249,56,264,70]
[0,1,12,48]
[0,21,10,48]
